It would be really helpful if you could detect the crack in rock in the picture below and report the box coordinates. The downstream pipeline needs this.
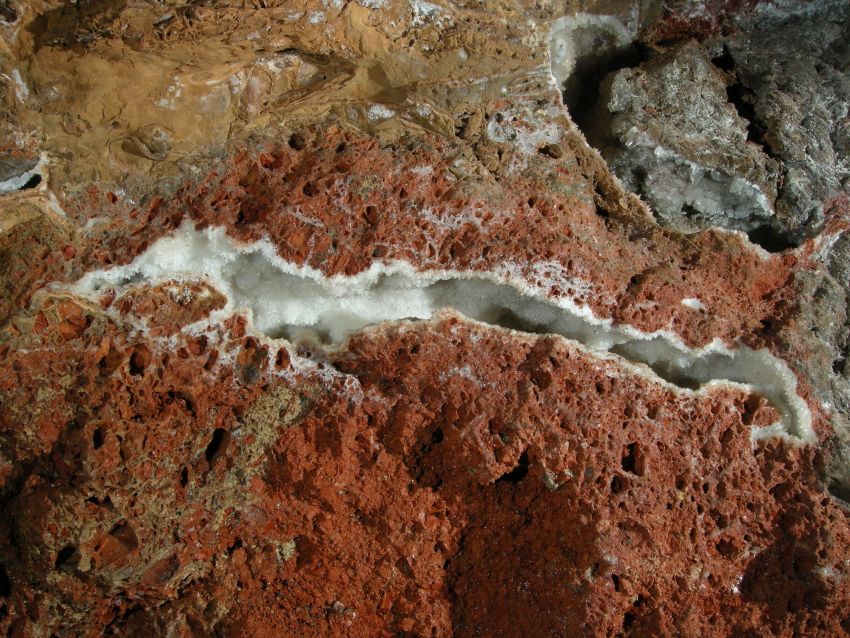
[71,222,813,443]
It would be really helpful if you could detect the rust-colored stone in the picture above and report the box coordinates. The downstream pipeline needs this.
[1,1,849,636]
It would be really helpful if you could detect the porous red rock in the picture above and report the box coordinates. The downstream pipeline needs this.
[2,303,849,636]
[26,125,804,350]
[1,1,850,637]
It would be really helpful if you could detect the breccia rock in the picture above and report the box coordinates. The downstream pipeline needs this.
[0,1,849,637]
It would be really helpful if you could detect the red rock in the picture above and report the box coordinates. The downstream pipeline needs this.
[1,2,849,637]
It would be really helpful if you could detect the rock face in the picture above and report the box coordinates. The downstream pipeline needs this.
[0,1,849,637]
[598,42,781,236]
[590,2,850,248]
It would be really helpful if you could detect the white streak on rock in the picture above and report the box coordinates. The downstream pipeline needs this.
[70,222,815,443]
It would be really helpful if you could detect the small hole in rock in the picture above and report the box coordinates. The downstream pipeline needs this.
[611,474,626,494]
[364,205,379,225]
[0,563,10,596]
[612,574,621,592]
[538,143,563,159]
[712,47,735,72]
[92,427,104,449]
[20,174,42,190]
[129,345,151,376]
[746,225,797,253]
[0,2,18,22]
[681,203,700,219]
[54,546,76,569]
[621,443,638,474]
[288,133,306,150]
[205,428,228,465]
[275,348,290,369]
[496,451,529,484]
[227,537,243,555]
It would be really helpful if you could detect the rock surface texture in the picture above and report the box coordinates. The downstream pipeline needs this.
[0,1,849,637]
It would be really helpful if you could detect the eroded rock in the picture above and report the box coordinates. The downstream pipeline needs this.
[585,1,850,249]
[0,1,849,637]
[598,42,781,236]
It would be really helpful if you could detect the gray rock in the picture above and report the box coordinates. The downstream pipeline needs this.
[724,6,850,241]
[598,42,782,237]
[578,3,850,250]
[0,154,38,191]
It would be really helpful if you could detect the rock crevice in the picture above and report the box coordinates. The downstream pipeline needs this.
[72,222,813,442]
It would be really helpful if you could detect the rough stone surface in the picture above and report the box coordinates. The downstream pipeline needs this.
[589,1,850,248]
[0,1,849,637]
[723,5,850,241]
[598,42,781,236]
